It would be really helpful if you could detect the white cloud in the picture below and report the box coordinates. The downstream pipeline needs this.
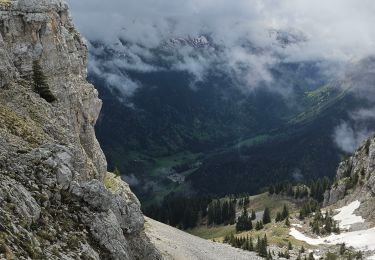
[67,0,375,62]
[333,122,372,153]
[66,0,375,96]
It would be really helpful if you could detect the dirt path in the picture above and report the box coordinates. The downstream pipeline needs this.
[145,217,262,260]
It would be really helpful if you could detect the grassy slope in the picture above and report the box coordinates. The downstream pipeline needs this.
[187,192,315,253]
[188,193,295,237]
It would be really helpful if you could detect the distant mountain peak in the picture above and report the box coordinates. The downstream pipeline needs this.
[167,35,211,48]
[269,28,307,48]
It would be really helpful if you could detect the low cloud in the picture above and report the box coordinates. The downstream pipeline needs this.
[68,0,375,62]
[88,49,141,97]
[333,57,375,153]
[67,0,375,95]
[123,174,140,186]
[334,121,373,153]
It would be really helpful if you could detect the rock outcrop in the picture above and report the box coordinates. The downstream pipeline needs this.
[324,136,375,225]
[0,0,161,259]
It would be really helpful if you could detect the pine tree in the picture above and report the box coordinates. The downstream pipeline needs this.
[269,185,275,195]
[251,209,256,220]
[256,236,268,257]
[236,207,252,232]
[288,241,293,250]
[32,60,57,103]
[222,201,229,224]
[276,212,282,222]
[113,167,121,177]
[208,203,214,225]
[256,236,261,253]
[282,205,289,220]
[267,250,273,260]
[255,220,264,230]
[244,197,250,206]
[249,237,254,251]
[339,243,346,255]
[263,207,271,224]
[355,251,363,259]
[283,249,291,259]
[295,186,301,199]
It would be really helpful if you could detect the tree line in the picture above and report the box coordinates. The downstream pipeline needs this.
[144,194,212,229]
[268,177,331,202]
[207,199,236,225]
[224,234,271,259]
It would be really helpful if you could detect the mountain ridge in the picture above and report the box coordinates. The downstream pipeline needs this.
[0,1,161,259]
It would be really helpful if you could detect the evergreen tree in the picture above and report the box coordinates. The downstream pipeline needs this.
[269,185,275,195]
[267,250,273,260]
[256,236,268,257]
[251,209,256,220]
[282,205,289,220]
[255,220,264,230]
[113,167,121,177]
[208,204,214,225]
[249,237,254,251]
[243,197,250,206]
[32,60,57,103]
[355,251,363,260]
[275,212,282,222]
[263,234,268,246]
[222,201,229,224]
[236,207,253,232]
[288,241,293,250]
[339,243,346,255]
[263,207,271,224]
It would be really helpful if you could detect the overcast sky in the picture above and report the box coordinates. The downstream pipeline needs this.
[67,0,375,63]
[66,0,375,95]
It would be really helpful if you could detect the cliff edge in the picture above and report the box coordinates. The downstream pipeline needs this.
[0,0,161,259]
[324,136,375,226]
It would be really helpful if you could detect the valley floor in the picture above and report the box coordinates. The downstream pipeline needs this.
[145,217,262,260]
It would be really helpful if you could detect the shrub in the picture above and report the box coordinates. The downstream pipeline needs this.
[32,61,57,103]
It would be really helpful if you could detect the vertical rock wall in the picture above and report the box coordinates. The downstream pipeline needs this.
[0,0,161,259]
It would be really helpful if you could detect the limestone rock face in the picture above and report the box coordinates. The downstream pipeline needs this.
[324,137,375,224]
[0,1,161,259]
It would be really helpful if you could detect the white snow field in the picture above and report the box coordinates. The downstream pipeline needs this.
[290,200,375,257]
[290,227,375,251]
[333,200,365,229]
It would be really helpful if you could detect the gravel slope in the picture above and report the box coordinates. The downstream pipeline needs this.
[145,217,262,260]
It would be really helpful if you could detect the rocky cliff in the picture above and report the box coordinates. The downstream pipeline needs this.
[0,0,161,259]
[324,136,375,226]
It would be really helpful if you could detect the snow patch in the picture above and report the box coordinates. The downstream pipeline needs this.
[290,227,375,251]
[290,228,322,246]
[333,200,365,229]
[291,223,303,228]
